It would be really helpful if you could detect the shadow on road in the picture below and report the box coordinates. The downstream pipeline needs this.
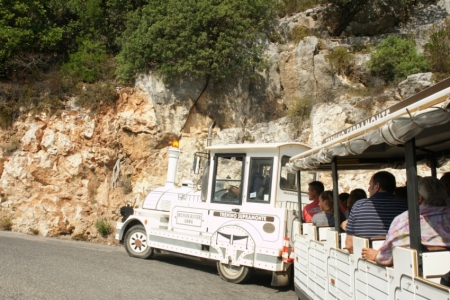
[151,253,295,294]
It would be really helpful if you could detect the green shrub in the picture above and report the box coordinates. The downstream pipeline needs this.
[75,81,118,111]
[276,0,319,16]
[29,228,39,235]
[318,39,327,50]
[368,35,429,83]
[3,137,20,155]
[62,39,113,83]
[95,218,113,238]
[325,47,354,76]
[287,96,313,120]
[351,42,372,54]
[289,26,311,44]
[424,19,450,80]
[115,0,273,84]
[1,218,12,231]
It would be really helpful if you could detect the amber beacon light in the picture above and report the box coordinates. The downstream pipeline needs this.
[172,140,179,148]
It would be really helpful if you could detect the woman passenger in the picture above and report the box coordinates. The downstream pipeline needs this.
[341,188,367,231]
[361,177,450,266]
[312,191,345,226]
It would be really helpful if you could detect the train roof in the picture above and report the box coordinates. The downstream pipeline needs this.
[207,142,311,152]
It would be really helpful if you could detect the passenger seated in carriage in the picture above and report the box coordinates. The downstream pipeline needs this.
[312,190,346,227]
[303,181,325,222]
[345,171,408,253]
[361,177,450,266]
[339,192,350,218]
[340,188,367,231]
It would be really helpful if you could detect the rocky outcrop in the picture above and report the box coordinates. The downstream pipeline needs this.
[398,73,433,99]
[1,2,449,243]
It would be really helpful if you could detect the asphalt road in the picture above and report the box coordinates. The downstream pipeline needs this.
[0,231,295,300]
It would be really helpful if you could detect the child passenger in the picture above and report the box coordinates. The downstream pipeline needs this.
[312,191,345,227]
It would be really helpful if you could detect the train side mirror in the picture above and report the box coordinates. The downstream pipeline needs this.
[193,155,201,174]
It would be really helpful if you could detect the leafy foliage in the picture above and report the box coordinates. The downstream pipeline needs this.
[368,35,429,83]
[424,19,450,81]
[0,0,149,79]
[275,0,319,16]
[325,47,354,76]
[75,81,118,111]
[29,228,39,235]
[115,0,275,83]
[0,218,12,231]
[320,0,416,36]
[95,218,113,238]
[289,26,312,44]
[62,39,113,83]
[287,96,313,120]
[0,0,64,76]
[350,42,373,54]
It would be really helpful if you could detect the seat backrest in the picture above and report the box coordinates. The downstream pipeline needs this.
[422,251,450,283]
[369,236,385,250]
[316,226,332,241]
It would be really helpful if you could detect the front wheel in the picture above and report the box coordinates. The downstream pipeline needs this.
[216,261,254,284]
[124,225,154,259]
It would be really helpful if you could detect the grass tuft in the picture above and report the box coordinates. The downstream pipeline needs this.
[95,218,112,238]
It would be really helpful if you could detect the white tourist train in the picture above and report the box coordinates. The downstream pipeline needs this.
[115,122,315,285]
[288,78,450,299]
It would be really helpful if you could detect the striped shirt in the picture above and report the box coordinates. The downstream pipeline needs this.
[346,192,408,238]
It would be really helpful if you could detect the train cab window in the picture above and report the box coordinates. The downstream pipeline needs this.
[211,154,245,205]
[248,158,273,203]
[280,156,316,192]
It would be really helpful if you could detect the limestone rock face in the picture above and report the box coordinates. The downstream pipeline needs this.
[0,2,449,245]
[398,73,433,100]
[310,103,348,146]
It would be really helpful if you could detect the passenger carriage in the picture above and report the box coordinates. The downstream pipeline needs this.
[287,78,450,299]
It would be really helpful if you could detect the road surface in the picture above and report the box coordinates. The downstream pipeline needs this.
[0,231,295,300]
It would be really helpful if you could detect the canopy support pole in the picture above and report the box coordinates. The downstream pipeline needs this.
[405,138,422,267]
[331,157,341,232]
[296,171,303,232]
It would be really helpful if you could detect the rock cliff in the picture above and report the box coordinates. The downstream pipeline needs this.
[1,1,450,243]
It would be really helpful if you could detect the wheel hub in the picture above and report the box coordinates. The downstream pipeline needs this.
[129,232,147,253]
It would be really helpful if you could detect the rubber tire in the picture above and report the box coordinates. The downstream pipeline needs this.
[216,261,254,284]
[124,225,154,259]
